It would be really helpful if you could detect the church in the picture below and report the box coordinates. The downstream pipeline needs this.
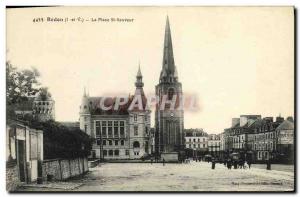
[155,16,185,161]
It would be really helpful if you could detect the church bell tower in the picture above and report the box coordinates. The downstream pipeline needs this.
[155,16,184,161]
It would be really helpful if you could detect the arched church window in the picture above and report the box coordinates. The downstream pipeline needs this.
[168,88,174,100]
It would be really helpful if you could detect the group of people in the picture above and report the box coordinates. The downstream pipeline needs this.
[222,158,252,170]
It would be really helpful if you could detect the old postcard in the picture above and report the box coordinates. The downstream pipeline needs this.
[6,6,295,192]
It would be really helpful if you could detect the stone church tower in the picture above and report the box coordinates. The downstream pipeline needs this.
[155,17,184,161]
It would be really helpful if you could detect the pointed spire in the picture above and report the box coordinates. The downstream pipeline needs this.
[162,15,175,74]
[135,63,144,89]
[137,61,142,77]
[160,15,178,83]
[83,86,87,97]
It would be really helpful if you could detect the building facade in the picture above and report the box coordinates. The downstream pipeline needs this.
[219,132,226,159]
[275,118,294,163]
[155,17,184,160]
[184,129,208,158]
[79,67,152,160]
[223,115,294,163]
[208,134,221,157]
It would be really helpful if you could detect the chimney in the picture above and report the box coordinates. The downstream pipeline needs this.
[263,117,274,123]
[287,116,294,122]
[276,116,284,123]
[232,118,240,127]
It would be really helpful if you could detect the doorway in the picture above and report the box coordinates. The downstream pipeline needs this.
[17,140,26,182]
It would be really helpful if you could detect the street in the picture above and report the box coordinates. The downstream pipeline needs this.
[18,161,294,192]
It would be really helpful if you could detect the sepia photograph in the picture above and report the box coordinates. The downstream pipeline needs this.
[5,6,295,192]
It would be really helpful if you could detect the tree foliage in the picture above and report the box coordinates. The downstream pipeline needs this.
[6,61,41,105]
[38,87,52,101]
[28,120,92,159]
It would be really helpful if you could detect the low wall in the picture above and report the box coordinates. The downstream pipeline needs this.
[42,157,88,182]
[6,163,20,191]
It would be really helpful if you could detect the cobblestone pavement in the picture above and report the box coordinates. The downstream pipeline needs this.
[18,161,294,192]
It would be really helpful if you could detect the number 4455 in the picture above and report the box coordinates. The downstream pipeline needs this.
[33,17,44,23]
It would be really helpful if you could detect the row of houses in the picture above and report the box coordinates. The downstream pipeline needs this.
[184,129,221,158]
[184,115,294,163]
[222,115,294,163]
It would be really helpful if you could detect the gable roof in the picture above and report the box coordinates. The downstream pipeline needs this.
[276,120,294,131]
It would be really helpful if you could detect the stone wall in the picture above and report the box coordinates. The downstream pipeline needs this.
[6,163,20,191]
[42,157,88,182]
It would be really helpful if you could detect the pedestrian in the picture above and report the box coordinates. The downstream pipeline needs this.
[247,160,252,169]
[212,160,216,169]
[151,158,153,165]
[163,158,165,166]
[266,159,271,170]
[234,160,238,169]
[227,159,232,170]
[238,159,243,169]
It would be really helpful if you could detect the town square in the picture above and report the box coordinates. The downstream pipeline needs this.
[18,162,294,191]
[5,7,294,192]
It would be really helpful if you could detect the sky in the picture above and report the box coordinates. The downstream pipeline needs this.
[6,6,294,133]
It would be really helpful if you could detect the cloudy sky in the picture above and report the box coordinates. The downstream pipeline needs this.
[7,6,294,133]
